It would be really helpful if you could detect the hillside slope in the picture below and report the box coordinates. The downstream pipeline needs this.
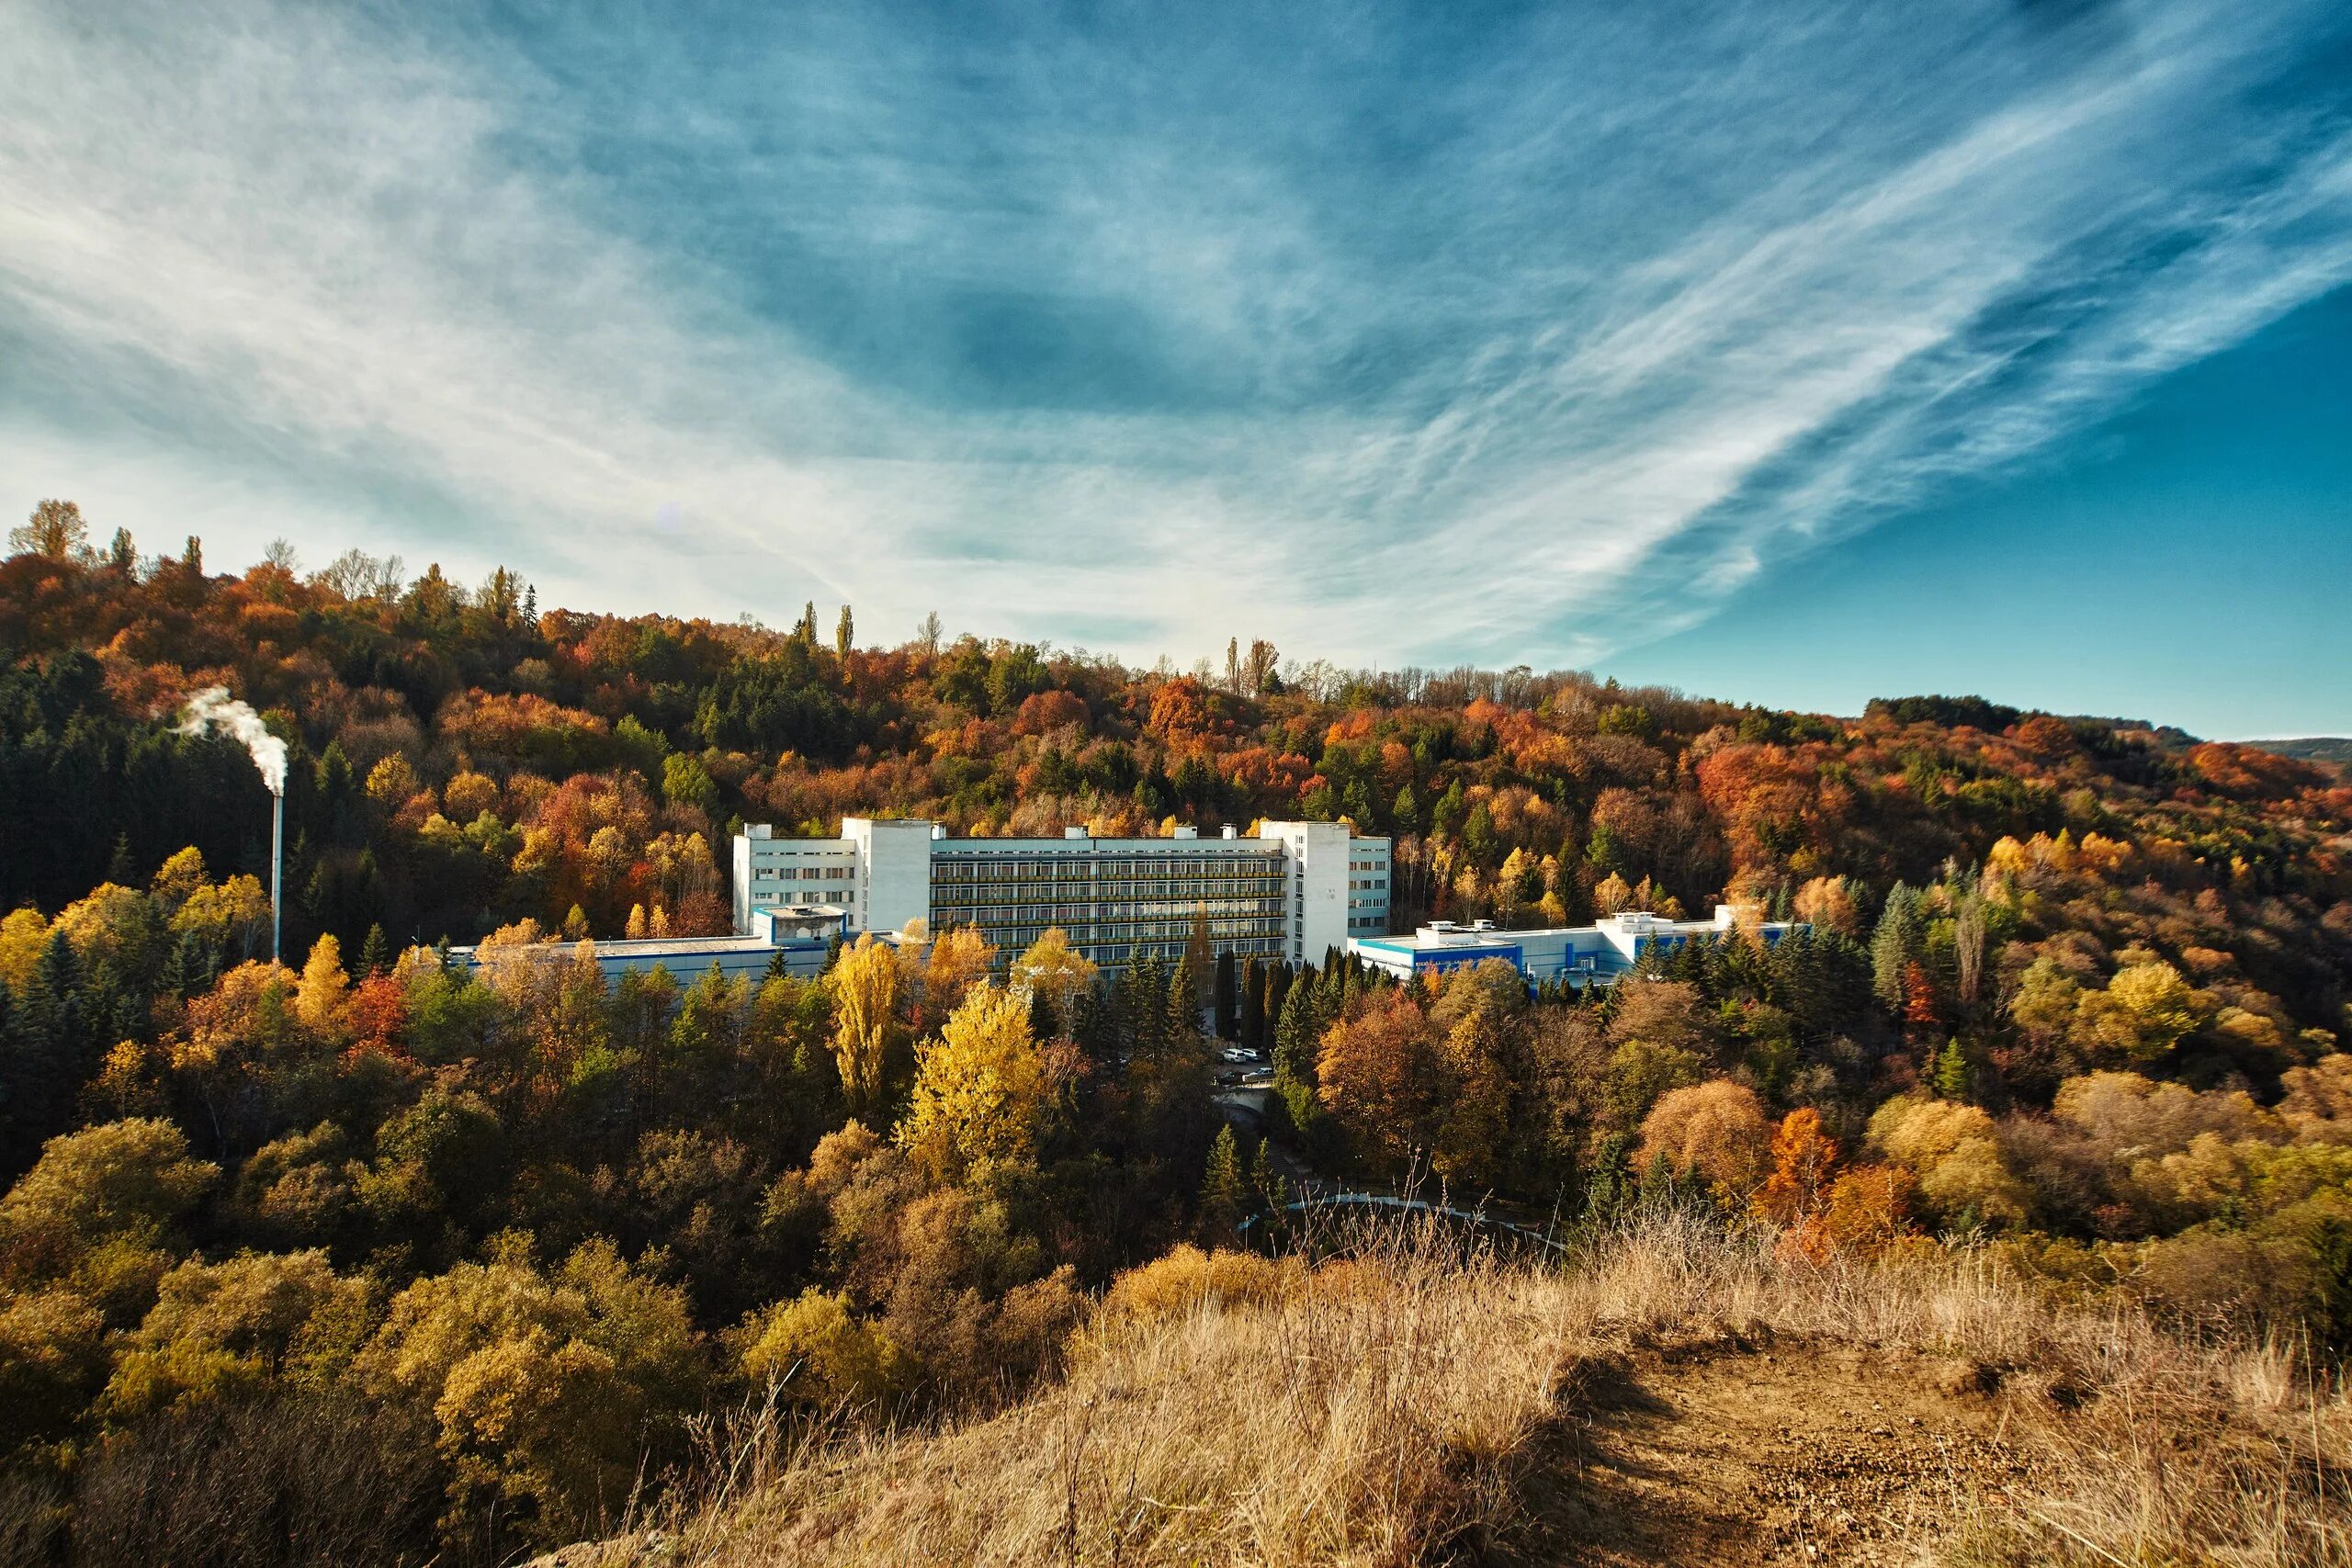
[549,1214,2347,1568]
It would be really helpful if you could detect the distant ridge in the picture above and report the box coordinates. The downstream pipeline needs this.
[2243,736,2352,768]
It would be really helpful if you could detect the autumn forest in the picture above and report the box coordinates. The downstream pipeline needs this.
[1,501,2348,1565]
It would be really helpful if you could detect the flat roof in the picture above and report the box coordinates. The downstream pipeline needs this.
[452,933,827,961]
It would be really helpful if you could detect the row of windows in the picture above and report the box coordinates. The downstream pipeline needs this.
[754,866,853,882]
[935,908,1285,941]
[933,894,1283,918]
[1347,877,1387,891]
[965,933,1288,958]
[932,860,1283,883]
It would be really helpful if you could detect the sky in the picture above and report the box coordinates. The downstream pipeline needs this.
[2,0,2347,738]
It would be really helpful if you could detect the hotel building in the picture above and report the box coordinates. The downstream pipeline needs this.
[734,818,1390,968]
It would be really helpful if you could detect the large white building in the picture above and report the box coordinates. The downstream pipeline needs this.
[1349,907,1801,986]
[734,818,1390,968]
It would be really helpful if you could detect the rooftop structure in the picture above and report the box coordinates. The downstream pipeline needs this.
[1348,906,1801,986]
[448,904,846,988]
[734,818,1390,969]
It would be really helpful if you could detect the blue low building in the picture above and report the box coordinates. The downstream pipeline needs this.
[1348,908,1800,986]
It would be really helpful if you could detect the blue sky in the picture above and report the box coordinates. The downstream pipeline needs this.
[3,0,2347,737]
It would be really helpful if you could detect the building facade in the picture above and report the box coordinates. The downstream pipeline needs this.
[733,818,1389,968]
[450,905,845,990]
[1348,907,1800,986]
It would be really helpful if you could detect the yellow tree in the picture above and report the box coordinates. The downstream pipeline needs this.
[1637,1080,1772,1200]
[1592,872,1634,916]
[294,934,351,1043]
[826,935,907,1119]
[896,982,1046,1185]
[920,925,995,1033]
[1010,927,1098,1039]
[2079,960,2208,1063]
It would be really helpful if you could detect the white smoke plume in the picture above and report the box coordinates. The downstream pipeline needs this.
[178,686,288,795]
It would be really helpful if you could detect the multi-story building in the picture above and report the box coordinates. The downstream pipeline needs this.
[1349,907,1800,986]
[733,818,1389,968]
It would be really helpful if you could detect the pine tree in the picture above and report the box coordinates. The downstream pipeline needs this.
[1871,883,1923,1010]
[1250,1136,1290,1223]
[1272,971,1320,1083]
[1239,956,1264,1052]
[1582,1132,1635,1228]
[1214,950,1238,1040]
[357,921,390,982]
[1199,1123,1247,1238]
[1183,907,1212,1016]
[1930,1037,1971,1100]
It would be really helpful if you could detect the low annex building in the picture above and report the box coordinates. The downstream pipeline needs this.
[447,904,846,988]
[1348,907,1801,986]
[735,818,1392,970]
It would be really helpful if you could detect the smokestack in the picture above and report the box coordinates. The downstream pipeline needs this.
[272,792,284,964]
[176,687,289,962]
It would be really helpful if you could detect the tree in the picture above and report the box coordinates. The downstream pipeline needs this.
[1182,906,1212,1018]
[921,926,995,1033]
[11,499,89,560]
[1636,1080,1771,1200]
[2080,960,2207,1063]
[1751,1108,1838,1227]
[916,612,944,657]
[1245,638,1279,696]
[294,933,350,1042]
[1010,928,1097,1042]
[662,753,719,818]
[1213,950,1238,1040]
[741,1287,908,1407]
[0,1118,218,1265]
[356,1239,700,1556]
[1198,1124,1248,1238]
[835,604,855,665]
[1317,990,1448,1174]
[897,981,1047,1184]
[1239,958,1266,1052]
[825,936,906,1119]
[1871,884,1922,1010]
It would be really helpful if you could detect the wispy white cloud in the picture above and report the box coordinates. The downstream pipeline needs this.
[1,0,2347,671]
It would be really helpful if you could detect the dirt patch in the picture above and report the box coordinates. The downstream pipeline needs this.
[1500,1337,2045,1566]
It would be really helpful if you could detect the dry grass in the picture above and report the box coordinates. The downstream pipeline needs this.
[592,1209,2349,1568]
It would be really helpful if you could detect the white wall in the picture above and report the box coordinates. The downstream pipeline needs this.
[1259,819,1353,964]
[842,817,935,934]
[735,825,857,932]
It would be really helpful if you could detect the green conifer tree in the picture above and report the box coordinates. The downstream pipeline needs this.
[1199,1124,1247,1238]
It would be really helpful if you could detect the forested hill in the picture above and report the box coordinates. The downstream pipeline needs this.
[4,515,2346,1022]
[3,510,2351,1564]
